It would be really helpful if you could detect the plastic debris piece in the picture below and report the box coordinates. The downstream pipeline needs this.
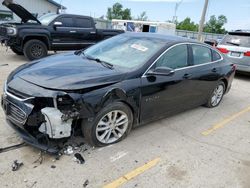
[51,165,56,169]
[63,145,74,155]
[83,179,89,187]
[74,153,85,164]
[12,160,24,171]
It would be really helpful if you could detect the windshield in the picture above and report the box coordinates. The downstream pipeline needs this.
[220,34,250,48]
[38,14,59,25]
[84,34,166,69]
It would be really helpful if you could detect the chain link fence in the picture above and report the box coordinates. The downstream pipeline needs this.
[176,30,225,41]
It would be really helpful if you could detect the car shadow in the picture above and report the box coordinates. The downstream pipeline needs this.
[235,72,250,81]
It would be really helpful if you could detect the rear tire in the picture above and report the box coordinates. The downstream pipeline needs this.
[82,102,133,147]
[23,39,48,61]
[11,47,24,55]
[205,81,225,108]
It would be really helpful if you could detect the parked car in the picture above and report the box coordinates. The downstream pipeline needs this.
[217,30,250,73]
[204,39,218,47]
[0,0,124,61]
[1,33,236,153]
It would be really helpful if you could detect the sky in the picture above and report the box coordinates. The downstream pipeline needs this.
[55,0,250,31]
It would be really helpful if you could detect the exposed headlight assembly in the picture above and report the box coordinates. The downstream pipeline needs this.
[7,27,17,36]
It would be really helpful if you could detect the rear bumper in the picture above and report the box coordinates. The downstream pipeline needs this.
[6,119,60,154]
[236,64,250,73]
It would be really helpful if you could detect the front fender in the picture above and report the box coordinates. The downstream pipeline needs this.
[80,79,141,125]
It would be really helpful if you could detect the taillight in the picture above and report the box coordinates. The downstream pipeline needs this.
[217,48,229,54]
[244,51,250,56]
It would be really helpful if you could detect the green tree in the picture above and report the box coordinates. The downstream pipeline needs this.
[107,3,132,20]
[137,11,148,21]
[204,15,227,34]
[176,17,198,31]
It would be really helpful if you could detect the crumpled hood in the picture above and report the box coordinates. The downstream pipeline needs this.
[10,52,126,90]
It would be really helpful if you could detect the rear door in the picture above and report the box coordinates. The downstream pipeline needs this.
[73,17,97,48]
[187,44,223,104]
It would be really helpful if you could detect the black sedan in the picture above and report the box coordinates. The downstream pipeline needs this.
[1,33,235,153]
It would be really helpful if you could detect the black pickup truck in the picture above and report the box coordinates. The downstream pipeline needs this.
[0,0,124,60]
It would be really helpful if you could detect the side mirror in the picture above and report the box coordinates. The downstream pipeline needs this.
[53,21,62,29]
[146,67,175,76]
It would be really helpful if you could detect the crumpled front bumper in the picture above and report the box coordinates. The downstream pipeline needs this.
[1,82,60,154]
[6,119,60,154]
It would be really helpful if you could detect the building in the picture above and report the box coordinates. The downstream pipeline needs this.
[0,0,66,21]
[112,19,176,36]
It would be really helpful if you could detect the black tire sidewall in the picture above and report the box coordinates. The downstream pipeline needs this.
[82,102,133,147]
[24,40,48,61]
[207,81,225,108]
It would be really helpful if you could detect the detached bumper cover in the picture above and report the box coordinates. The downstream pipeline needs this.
[6,119,60,154]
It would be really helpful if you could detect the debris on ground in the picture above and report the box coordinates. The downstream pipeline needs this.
[63,145,74,155]
[33,151,44,165]
[27,181,37,188]
[12,160,24,171]
[83,179,89,187]
[74,153,85,164]
[0,63,8,67]
[51,165,56,169]
[0,142,26,153]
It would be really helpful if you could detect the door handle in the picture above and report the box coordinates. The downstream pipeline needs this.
[183,73,192,79]
[70,30,77,33]
[212,68,217,73]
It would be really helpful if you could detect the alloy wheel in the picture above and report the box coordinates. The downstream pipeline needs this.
[96,110,129,144]
[31,44,43,58]
[211,84,224,107]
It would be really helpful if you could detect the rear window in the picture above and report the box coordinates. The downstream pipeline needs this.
[75,18,92,28]
[192,45,212,65]
[220,34,250,48]
[59,17,74,27]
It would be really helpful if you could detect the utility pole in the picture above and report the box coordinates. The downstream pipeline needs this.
[197,0,209,42]
[172,0,183,23]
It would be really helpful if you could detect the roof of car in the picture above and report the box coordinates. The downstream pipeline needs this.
[123,32,197,43]
[229,30,250,36]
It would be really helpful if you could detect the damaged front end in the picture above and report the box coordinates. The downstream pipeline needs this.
[1,81,83,154]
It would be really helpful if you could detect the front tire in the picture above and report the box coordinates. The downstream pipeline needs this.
[23,39,48,61]
[82,102,133,147]
[205,81,225,108]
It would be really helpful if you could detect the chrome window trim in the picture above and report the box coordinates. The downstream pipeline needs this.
[59,27,94,30]
[52,42,96,45]
[142,42,224,77]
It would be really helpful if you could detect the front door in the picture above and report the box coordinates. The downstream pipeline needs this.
[140,44,196,123]
[51,16,80,50]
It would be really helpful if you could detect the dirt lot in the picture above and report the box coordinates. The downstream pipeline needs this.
[0,46,250,188]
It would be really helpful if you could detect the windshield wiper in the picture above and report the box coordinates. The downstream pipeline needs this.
[226,41,240,46]
[82,52,114,70]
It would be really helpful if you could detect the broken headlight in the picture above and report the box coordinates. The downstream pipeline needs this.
[56,94,75,110]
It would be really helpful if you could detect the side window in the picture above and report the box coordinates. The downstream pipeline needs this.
[75,18,92,28]
[212,50,222,61]
[58,17,74,27]
[192,45,212,65]
[155,45,188,69]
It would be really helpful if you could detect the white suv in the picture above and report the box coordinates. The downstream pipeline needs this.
[217,30,250,73]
